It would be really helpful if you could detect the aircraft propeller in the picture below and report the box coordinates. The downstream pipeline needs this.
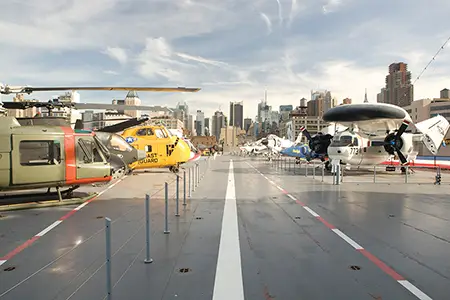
[383,120,409,165]
[300,126,333,155]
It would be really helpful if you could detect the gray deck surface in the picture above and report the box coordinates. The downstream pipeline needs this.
[0,155,449,299]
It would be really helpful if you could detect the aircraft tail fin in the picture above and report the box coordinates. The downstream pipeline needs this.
[294,131,302,143]
[415,115,450,155]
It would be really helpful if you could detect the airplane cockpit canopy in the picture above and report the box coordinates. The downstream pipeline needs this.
[330,135,358,147]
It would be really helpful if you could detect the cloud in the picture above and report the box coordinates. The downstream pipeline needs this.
[103,47,128,65]
[1,0,450,121]
[260,13,273,34]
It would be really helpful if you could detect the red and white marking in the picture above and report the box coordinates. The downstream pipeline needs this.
[247,162,433,300]
[0,177,126,267]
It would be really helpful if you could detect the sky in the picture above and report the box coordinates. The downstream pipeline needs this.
[1,0,450,120]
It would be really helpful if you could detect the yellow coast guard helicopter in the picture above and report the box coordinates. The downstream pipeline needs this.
[121,124,198,173]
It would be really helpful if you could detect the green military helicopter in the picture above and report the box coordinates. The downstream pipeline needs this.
[0,84,200,198]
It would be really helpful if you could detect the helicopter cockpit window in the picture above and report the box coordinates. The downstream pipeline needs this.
[77,138,104,163]
[110,135,133,152]
[19,140,62,166]
[154,129,167,138]
[136,128,147,136]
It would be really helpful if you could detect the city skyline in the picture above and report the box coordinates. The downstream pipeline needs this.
[1,1,450,119]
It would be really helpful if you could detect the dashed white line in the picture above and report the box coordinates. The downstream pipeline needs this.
[247,161,434,300]
[36,220,63,237]
[303,206,320,217]
[213,159,244,300]
[398,280,433,300]
[331,229,363,250]
[287,194,297,201]
[74,202,89,211]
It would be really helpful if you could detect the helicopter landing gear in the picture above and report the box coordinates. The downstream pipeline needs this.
[169,164,180,173]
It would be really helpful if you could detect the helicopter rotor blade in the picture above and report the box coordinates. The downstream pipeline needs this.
[97,117,149,133]
[0,85,201,95]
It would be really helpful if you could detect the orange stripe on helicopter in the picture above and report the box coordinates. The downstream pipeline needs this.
[61,127,77,183]
[60,127,112,185]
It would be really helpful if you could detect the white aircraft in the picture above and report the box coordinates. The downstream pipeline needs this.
[261,133,302,156]
[240,138,268,155]
[321,103,450,171]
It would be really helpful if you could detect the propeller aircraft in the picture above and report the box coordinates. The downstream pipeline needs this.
[0,84,200,196]
[321,103,450,172]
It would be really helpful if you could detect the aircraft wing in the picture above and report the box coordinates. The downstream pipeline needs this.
[323,103,412,135]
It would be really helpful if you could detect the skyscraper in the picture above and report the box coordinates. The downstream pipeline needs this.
[229,101,244,129]
[377,62,413,107]
[212,111,226,141]
[204,118,210,136]
[196,110,205,136]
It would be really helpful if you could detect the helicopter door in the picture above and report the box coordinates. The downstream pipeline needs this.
[11,135,65,184]
[75,136,110,180]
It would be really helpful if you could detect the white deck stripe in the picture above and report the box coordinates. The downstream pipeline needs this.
[303,206,320,217]
[287,194,297,201]
[74,202,89,211]
[398,280,433,300]
[0,260,6,266]
[212,159,244,300]
[36,220,63,237]
[331,229,363,250]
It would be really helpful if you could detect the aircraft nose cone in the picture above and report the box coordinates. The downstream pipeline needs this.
[137,150,146,160]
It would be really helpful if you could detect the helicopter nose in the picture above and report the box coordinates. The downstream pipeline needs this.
[137,150,146,160]
[109,154,127,180]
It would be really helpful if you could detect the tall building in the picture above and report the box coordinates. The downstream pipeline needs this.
[229,101,244,129]
[195,110,205,136]
[187,114,194,134]
[124,91,141,118]
[244,118,252,133]
[377,62,413,107]
[204,117,210,136]
[212,111,226,141]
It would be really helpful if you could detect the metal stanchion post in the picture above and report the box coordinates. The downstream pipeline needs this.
[405,166,409,183]
[144,194,153,263]
[105,217,112,300]
[337,165,341,185]
[189,168,192,197]
[197,163,200,186]
[175,175,180,216]
[193,164,196,190]
[373,165,376,183]
[164,182,170,234]
[321,164,324,182]
[183,170,187,205]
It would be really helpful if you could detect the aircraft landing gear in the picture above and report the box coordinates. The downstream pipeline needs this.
[169,164,180,173]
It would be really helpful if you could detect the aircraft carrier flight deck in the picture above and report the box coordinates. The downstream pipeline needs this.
[0,155,449,300]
